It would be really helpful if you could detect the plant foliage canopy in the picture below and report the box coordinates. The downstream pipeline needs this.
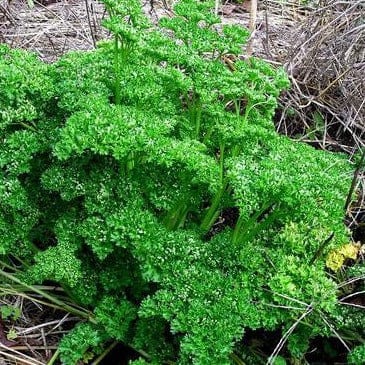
[0,1,362,364]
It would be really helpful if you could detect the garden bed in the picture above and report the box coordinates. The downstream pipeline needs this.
[0,1,364,364]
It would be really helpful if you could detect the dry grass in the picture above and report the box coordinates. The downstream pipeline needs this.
[0,290,80,364]
[274,0,365,153]
[0,0,107,62]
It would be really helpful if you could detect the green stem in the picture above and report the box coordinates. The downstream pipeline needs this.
[200,184,226,234]
[200,143,227,234]
[47,348,60,365]
[163,201,189,230]
[126,151,135,172]
[231,99,269,158]
[194,98,202,139]
[231,213,248,245]
[344,147,365,211]
[11,254,34,268]
[309,232,334,265]
[114,35,122,106]
[0,285,88,319]
[202,125,214,145]
[18,121,37,132]
[219,143,225,185]
[233,98,241,119]
[232,202,276,245]
[186,91,202,139]
[242,205,279,244]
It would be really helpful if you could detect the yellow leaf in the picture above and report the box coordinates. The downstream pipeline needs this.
[326,243,361,272]
[7,328,17,341]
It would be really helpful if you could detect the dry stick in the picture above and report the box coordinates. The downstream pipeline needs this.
[316,68,352,100]
[214,0,220,16]
[0,3,15,24]
[265,289,309,307]
[246,0,257,57]
[16,316,74,335]
[6,346,58,351]
[292,89,363,151]
[260,302,306,311]
[318,312,351,352]
[91,1,99,38]
[85,0,96,48]
[340,302,365,310]
[340,290,365,302]
[31,1,92,44]
[0,345,44,365]
[47,348,60,365]
[161,0,171,10]
[337,274,365,289]
[344,148,365,212]
[263,0,272,59]
[266,305,313,365]
[290,0,363,66]
[352,95,365,125]
[41,327,50,360]
[346,179,364,229]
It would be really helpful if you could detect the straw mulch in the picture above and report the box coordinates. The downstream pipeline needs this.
[0,293,79,365]
[274,0,365,153]
[0,0,106,62]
